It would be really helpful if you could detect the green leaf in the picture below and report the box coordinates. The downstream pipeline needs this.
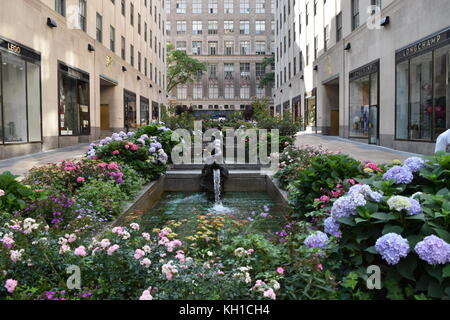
[337,217,356,227]
[427,279,444,298]
[396,256,417,281]
[382,224,403,235]
[442,265,450,278]
[371,212,392,221]
[365,246,378,254]
[405,214,426,221]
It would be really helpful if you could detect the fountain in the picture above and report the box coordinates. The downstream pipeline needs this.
[200,139,229,202]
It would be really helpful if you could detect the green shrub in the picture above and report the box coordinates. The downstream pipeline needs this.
[288,154,362,216]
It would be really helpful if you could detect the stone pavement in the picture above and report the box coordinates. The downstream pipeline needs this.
[0,143,90,178]
[295,133,424,164]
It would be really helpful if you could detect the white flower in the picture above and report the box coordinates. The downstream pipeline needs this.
[0,189,5,197]
[139,288,153,300]
[121,231,131,240]
[10,249,24,262]
[143,245,152,253]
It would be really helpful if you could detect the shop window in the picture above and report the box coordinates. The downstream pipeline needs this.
[0,49,42,144]
[58,63,90,136]
[396,38,450,141]
[124,90,137,131]
[140,97,150,126]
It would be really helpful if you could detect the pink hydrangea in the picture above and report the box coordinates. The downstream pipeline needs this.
[5,279,18,293]
[112,150,120,155]
[74,246,87,257]
[276,267,285,275]
[107,244,120,256]
[134,249,145,260]
[130,223,140,231]
[76,177,85,183]
[263,288,276,300]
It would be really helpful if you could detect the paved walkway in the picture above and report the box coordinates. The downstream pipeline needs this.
[295,133,424,164]
[0,143,90,178]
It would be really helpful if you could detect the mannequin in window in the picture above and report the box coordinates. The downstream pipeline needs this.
[435,129,450,153]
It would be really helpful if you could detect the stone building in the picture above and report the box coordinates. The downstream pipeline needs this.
[166,0,275,117]
[0,0,167,159]
[275,0,450,154]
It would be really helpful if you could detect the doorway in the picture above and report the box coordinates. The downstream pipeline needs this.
[323,77,340,136]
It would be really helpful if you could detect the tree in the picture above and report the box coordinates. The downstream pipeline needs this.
[258,55,275,89]
[166,43,207,93]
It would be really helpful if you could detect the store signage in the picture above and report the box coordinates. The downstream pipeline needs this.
[349,61,379,81]
[396,28,450,61]
[7,43,21,54]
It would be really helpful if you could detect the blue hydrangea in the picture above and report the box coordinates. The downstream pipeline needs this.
[383,166,414,184]
[348,184,384,202]
[414,235,450,265]
[304,231,329,249]
[375,233,410,265]
[331,192,367,219]
[387,196,422,216]
[324,217,340,236]
[403,157,426,173]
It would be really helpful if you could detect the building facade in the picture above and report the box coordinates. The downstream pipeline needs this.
[0,0,167,159]
[166,0,275,117]
[275,0,450,155]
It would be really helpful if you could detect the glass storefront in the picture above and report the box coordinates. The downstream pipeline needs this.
[152,101,160,120]
[349,61,379,140]
[58,63,90,136]
[396,28,450,141]
[140,96,150,126]
[124,90,137,131]
[0,39,42,144]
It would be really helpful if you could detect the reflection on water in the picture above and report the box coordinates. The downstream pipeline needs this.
[139,192,286,236]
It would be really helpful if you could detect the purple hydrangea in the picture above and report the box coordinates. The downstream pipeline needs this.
[414,235,450,265]
[403,157,426,173]
[348,184,384,202]
[324,217,340,236]
[375,233,410,265]
[304,231,329,249]
[331,192,367,219]
[383,166,414,184]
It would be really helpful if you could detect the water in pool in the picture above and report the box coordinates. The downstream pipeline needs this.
[139,192,287,237]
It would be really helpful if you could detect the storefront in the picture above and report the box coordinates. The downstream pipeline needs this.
[292,95,302,122]
[140,96,150,126]
[305,89,317,133]
[124,90,137,131]
[282,100,290,119]
[58,62,90,136]
[0,37,42,144]
[396,27,450,142]
[349,60,379,144]
[152,101,160,120]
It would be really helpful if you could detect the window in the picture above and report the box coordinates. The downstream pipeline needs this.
[225,85,234,99]
[130,3,134,26]
[192,0,202,13]
[130,44,134,66]
[225,41,234,55]
[240,86,250,99]
[124,90,136,131]
[336,12,342,42]
[240,0,250,14]
[314,36,318,59]
[121,0,125,15]
[55,0,66,16]
[208,0,218,14]
[256,63,265,77]
[240,41,250,55]
[256,87,265,98]
[208,21,218,34]
[240,21,250,35]
[79,0,87,31]
[176,41,187,52]
[255,21,266,35]
[96,13,103,43]
[121,36,126,59]
[349,62,379,138]
[58,63,90,136]
[0,50,42,143]
[110,26,115,52]
[166,21,171,36]
[256,0,265,13]
[240,63,250,78]
[255,41,266,55]
[177,85,187,99]
[192,41,202,55]
[193,84,203,99]
[224,63,234,79]
[396,43,450,141]
[209,85,219,99]
[224,0,233,13]
[192,21,202,34]
[224,20,234,34]
[140,97,150,126]
[351,0,360,31]
[324,25,330,52]
[165,0,171,14]
[208,64,217,78]
[208,41,218,55]
[138,14,141,34]
[176,0,186,13]
[176,21,187,34]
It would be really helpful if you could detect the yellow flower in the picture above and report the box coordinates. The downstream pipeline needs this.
[364,168,374,173]
[393,160,402,165]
